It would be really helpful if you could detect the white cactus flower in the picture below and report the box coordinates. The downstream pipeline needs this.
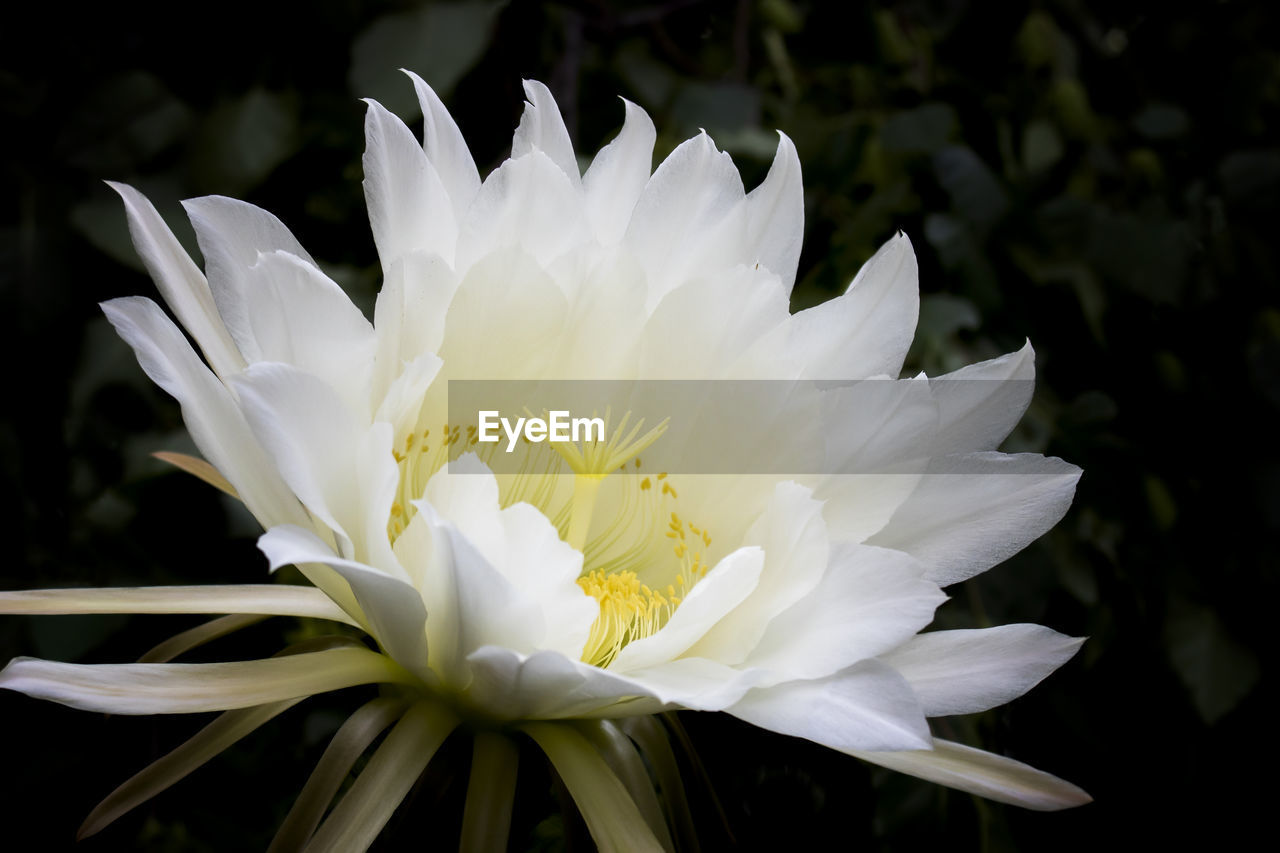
[0,76,1089,851]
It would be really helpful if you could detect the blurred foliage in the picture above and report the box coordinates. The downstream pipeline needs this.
[2,0,1278,850]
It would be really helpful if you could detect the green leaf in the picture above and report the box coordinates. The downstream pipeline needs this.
[1166,600,1261,724]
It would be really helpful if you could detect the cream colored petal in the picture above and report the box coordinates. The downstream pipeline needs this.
[583,99,656,244]
[405,70,481,218]
[742,132,804,293]
[0,647,408,714]
[510,79,581,186]
[849,738,1091,811]
[304,701,459,853]
[0,584,355,624]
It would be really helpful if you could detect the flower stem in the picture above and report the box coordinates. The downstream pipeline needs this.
[460,730,520,853]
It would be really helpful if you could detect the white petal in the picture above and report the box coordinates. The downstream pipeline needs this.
[745,543,944,682]
[107,182,244,378]
[233,364,401,573]
[611,546,764,672]
[362,98,457,268]
[742,132,804,293]
[0,585,356,624]
[510,80,581,186]
[743,231,920,379]
[689,482,828,664]
[456,151,591,271]
[182,195,315,363]
[866,452,1081,586]
[621,656,762,711]
[625,132,748,309]
[849,738,1092,811]
[406,70,481,219]
[243,250,376,419]
[259,526,430,679]
[928,341,1036,454]
[0,647,408,714]
[582,99,655,244]
[371,249,455,384]
[729,659,931,752]
[881,624,1084,717]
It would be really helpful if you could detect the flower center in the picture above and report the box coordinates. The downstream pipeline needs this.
[387,410,714,668]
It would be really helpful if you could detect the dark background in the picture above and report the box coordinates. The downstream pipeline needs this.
[2,1,1276,850]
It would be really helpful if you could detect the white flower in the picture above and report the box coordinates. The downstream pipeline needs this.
[0,77,1089,850]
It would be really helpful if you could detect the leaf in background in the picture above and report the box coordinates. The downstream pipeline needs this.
[189,89,299,195]
[880,103,956,155]
[1166,599,1261,725]
[350,1,504,121]
[1022,119,1064,174]
[933,146,1009,234]
[1132,103,1190,141]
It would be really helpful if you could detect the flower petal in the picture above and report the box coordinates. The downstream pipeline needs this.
[880,624,1084,717]
[182,194,316,363]
[304,701,459,853]
[0,646,409,714]
[625,132,748,310]
[0,584,355,624]
[744,543,945,683]
[849,738,1092,811]
[729,659,931,752]
[511,79,581,186]
[242,250,376,418]
[406,70,481,219]
[866,452,1082,586]
[107,182,244,378]
[464,646,663,720]
[742,132,804,293]
[928,341,1036,454]
[611,546,764,672]
[362,97,457,268]
[583,99,656,244]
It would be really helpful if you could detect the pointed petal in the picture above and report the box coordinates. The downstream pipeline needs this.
[107,182,244,377]
[182,195,316,363]
[742,132,804,292]
[268,697,408,853]
[79,698,302,839]
[850,738,1092,811]
[729,659,931,752]
[881,624,1084,717]
[304,701,459,853]
[406,70,481,218]
[625,132,748,309]
[929,341,1036,454]
[521,721,667,853]
[583,99,656,244]
[510,80,581,186]
[0,585,356,624]
[866,452,1081,586]
[0,647,409,714]
[745,231,920,379]
[577,721,674,852]
[362,98,457,268]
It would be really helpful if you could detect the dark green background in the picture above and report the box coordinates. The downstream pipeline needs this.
[2,1,1276,850]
